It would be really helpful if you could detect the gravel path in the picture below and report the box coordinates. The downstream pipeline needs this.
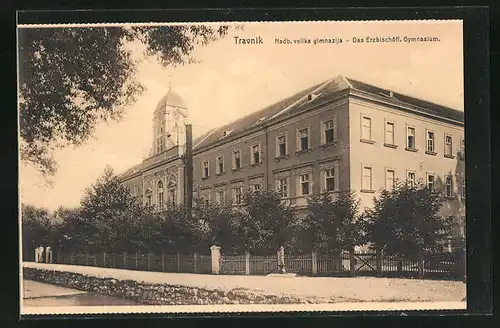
[23,262,466,302]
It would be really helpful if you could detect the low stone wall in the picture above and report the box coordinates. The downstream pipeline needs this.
[23,267,306,305]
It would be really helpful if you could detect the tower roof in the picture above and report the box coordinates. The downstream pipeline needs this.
[155,88,187,111]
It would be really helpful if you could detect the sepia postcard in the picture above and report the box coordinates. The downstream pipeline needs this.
[18,17,467,316]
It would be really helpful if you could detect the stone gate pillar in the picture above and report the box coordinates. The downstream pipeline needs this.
[210,245,221,274]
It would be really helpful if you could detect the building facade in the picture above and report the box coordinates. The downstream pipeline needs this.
[119,75,465,248]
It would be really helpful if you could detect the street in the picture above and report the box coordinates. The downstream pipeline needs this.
[24,263,467,303]
[23,280,139,306]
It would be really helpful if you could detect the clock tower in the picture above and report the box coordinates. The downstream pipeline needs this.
[150,88,188,157]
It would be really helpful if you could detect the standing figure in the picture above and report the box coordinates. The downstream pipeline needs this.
[34,246,40,262]
[45,246,52,263]
[36,246,44,263]
[277,246,286,274]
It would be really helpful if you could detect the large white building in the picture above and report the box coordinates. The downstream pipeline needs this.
[120,75,466,249]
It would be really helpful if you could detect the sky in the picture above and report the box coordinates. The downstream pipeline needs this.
[19,20,464,211]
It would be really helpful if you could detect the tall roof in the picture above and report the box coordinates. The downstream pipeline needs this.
[155,88,187,111]
[345,78,464,123]
[192,75,463,151]
[120,75,464,180]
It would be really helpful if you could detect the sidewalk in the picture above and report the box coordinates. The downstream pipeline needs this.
[24,280,87,299]
[23,262,466,303]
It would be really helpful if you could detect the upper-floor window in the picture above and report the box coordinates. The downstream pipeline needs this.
[361,116,372,140]
[298,128,309,151]
[427,130,435,153]
[233,150,241,169]
[168,190,176,204]
[251,144,261,165]
[277,134,287,157]
[362,166,373,190]
[407,171,416,187]
[202,161,210,178]
[216,156,224,174]
[233,186,243,204]
[385,169,395,190]
[427,173,435,190]
[445,134,453,157]
[407,126,416,150]
[216,190,225,204]
[445,175,453,197]
[276,178,288,198]
[157,181,164,210]
[299,174,310,196]
[385,121,395,145]
[323,119,335,144]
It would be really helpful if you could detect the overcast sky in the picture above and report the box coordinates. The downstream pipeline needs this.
[19,20,464,211]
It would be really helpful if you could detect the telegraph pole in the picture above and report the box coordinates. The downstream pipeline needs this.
[184,124,194,219]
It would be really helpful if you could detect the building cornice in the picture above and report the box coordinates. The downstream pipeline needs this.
[248,173,265,179]
[120,155,183,183]
[349,89,464,127]
[193,93,350,156]
[293,161,315,170]
[272,166,292,174]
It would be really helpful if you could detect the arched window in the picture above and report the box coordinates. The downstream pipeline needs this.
[157,180,164,210]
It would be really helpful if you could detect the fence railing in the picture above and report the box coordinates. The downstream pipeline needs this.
[55,251,211,274]
[43,247,465,280]
[218,251,464,279]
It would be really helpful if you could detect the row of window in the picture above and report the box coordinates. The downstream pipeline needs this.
[361,165,465,198]
[201,118,337,178]
[144,180,177,209]
[200,167,339,205]
[361,116,465,158]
